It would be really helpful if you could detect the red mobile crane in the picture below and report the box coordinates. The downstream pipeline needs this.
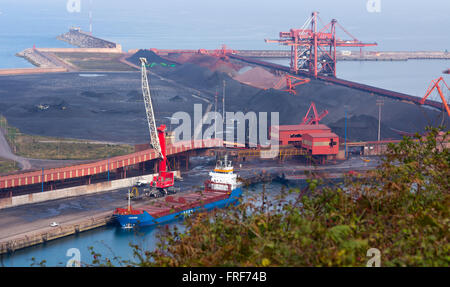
[138,58,175,197]
[265,11,377,78]
[150,124,174,191]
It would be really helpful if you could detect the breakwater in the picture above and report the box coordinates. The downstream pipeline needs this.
[16,48,62,68]
[56,28,119,49]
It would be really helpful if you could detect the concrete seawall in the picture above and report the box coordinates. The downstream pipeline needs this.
[37,47,123,54]
[16,48,61,68]
[57,29,118,49]
[0,210,113,255]
[0,171,180,210]
[0,67,67,76]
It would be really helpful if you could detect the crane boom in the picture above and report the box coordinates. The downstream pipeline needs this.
[140,57,163,159]
[421,77,450,118]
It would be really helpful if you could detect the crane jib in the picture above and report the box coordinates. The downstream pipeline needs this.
[140,58,163,159]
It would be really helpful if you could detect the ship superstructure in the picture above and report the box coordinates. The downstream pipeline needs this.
[208,155,239,191]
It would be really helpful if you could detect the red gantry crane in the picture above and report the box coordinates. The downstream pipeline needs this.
[198,44,236,60]
[265,11,377,78]
[301,102,328,125]
[421,77,450,118]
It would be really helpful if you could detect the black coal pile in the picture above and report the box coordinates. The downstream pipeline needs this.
[160,63,218,89]
[0,49,447,146]
[127,50,177,67]
[328,114,399,141]
[234,78,448,139]
[157,55,448,140]
[127,50,447,141]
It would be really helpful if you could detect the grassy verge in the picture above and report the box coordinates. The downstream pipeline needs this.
[0,115,134,160]
[0,158,19,174]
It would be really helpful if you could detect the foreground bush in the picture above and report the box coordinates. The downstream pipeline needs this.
[93,128,449,267]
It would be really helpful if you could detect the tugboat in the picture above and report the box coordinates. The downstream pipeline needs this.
[113,155,242,228]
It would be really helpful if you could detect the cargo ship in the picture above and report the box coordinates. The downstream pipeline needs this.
[113,155,242,228]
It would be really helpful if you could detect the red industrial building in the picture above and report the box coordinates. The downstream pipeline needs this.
[270,124,331,146]
[302,132,339,155]
[270,123,339,157]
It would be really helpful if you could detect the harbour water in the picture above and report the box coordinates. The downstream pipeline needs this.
[0,182,303,267]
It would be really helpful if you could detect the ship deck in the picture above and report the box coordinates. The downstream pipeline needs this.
[135,190,230,218]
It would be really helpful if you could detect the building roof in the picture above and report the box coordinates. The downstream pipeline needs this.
[271,124,330,132]
[303,132,338,138]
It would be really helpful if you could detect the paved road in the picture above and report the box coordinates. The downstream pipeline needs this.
[0,128,31,170]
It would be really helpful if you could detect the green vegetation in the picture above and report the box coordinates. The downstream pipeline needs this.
[0,115,19,150]
[12,136,135,160]
[86,127,448,267]
[0,158,19,174]
[54,52,135,71]
[0,115,134,160]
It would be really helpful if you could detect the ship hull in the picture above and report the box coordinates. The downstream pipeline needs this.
[114,187,242,228]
